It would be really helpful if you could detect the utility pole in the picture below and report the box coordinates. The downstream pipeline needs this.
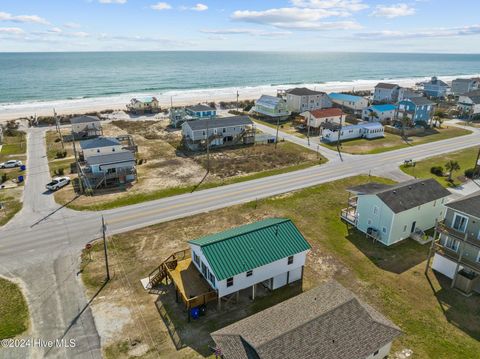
[206,116,210,172]
[72,139,83,193]
[474,147,480,179]
[306,115,310,146]
[54,108,64,150]
[236,90,239,112]
[275,117,280,150]
[102,216,110,281]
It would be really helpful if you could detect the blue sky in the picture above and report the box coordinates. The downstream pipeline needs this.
[1,0,480,52]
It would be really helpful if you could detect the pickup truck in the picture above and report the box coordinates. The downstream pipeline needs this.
[0,160,22,169]
[46,176,70,191]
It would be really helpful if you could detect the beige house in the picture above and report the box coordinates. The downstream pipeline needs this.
[127,96,160,114]
[285,87,332,113]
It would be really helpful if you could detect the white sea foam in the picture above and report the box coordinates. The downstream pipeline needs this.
[1,73,479,121]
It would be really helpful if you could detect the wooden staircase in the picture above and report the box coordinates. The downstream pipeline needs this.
[147,264,167,289]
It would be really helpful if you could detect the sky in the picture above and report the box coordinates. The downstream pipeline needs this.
[1,0,480,53]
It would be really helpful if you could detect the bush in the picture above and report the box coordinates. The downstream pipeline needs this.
[55,168,65,176]
[464,167,480,179]
[430,166,444,176]
[55,150,67,159]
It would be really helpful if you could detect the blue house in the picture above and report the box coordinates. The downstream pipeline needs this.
[362,104,396,122]
[396,97,435,125]
[422,77,450,98]
[185,104,217,119]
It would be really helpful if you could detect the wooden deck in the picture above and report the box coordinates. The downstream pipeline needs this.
[166,258,213,300]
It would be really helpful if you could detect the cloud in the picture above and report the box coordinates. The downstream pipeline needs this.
[231,7,361,31]
[0,27,25,35]
[357,24,480,39]
[201,28,291,37]
[0,11,50,25]
[371,3,415,18]
[48,27,63,33]
[151,2,172,11]
[289,0,368,12]
[191,3,208,11]
[64,22,81,29]
[98,0,127,4]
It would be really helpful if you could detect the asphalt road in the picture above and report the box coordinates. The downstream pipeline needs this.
[0,122,479,358]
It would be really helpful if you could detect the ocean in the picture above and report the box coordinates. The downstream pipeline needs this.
[0,51,479,113]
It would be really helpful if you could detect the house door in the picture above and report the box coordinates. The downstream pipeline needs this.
[411,221,417,233]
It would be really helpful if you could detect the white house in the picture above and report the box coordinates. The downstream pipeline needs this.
[212,280,402,359]
[328,93,369,113]
[341,179,451,246]
[253,95,290,119]
[457,90,480,116]
[373,83,400,103]
[362,104,396,122]
[301,107,345,129]
[451,78,480,95]
[285,87,332,113]
[321,122,384,143]
[70,115,102,139]
[397,87,424,102]
[85,150,136,182]
[188,218,311,299]
[80,137,124,159]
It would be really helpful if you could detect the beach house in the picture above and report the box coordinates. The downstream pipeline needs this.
[70,115,102,139]
[362,104,396,122]
[253,95,290,120]
[189,218,311,299]
[431,191,480,295]
[80,137,124,159]
[84,150,136,187]
[396,97,435,126]
[457,90,480,117]
[328,93,369,114]
[340,179,450,246]
[321,122,384,143]
[127,96,160,114]
[373,83,400,103]
[422,77,450,98]
[285,87,332,113]
[211,280,402,359]
[451,78,480,95]
[170,104,217,128]
[181,115,254,151]
[397,87,423,102]
[301,108,345,130]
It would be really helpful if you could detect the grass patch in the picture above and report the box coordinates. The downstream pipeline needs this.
[321,127,472,155]
[0,132,26,162]
[400,147,478,187]
[0,277,29,339]
[81,175,480,358]
[0,192,22,226]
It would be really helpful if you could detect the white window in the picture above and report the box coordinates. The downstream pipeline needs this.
[246,270,253,277]
[227,277,234,287]
[288,256,294,265]
[452,213,468,232]
[445,237,459,252]
[403,225,407,232]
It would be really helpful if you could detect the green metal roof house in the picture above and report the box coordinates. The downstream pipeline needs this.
[188,218,311,298]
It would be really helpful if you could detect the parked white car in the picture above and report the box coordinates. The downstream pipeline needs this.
[0,160,22,169]
[46,176,70,191]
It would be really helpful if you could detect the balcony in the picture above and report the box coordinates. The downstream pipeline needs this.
[435,243,480,273]
[436,221,480,249]
[340,208,357,226]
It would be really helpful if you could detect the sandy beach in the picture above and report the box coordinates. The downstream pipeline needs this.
[0,74,477,122]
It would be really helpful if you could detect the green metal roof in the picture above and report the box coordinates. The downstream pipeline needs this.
[188,218,311,281]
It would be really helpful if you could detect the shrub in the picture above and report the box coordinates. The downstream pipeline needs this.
[55,150,67,159]
[464,167,480,179]
[55,168,65,176]
[430,166,444,176]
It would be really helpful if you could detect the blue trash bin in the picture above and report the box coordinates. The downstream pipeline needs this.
[18,175,24,183]
[190,307,200,320]
[20,165,26,171]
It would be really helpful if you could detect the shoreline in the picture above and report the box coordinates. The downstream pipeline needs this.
[1,73,478,122]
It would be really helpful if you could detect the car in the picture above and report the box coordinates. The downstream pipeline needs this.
[46,176,71,191]
[0,160,22,169]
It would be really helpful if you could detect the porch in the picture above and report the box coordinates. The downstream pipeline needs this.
[340,195,358,225]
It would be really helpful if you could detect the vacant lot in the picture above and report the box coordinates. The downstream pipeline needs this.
[0,130,26,163]
[0,277,29,339]
[322,126,472,155]
[53,120,324,210]
[400,147,478,187]
[81,175,480,359]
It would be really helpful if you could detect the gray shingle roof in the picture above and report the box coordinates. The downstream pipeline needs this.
[70,115,100,124]
[187,104,216,112]
[80,137,121,150]
[184,116,253,131]
[375,83,399,89]
[287,87,325,96]
[212,281,401,359]
[408,97,435,106]
[463,90,480,104]
[350,179,450,213]
[86,150,135,166]
[445,191,480,219]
